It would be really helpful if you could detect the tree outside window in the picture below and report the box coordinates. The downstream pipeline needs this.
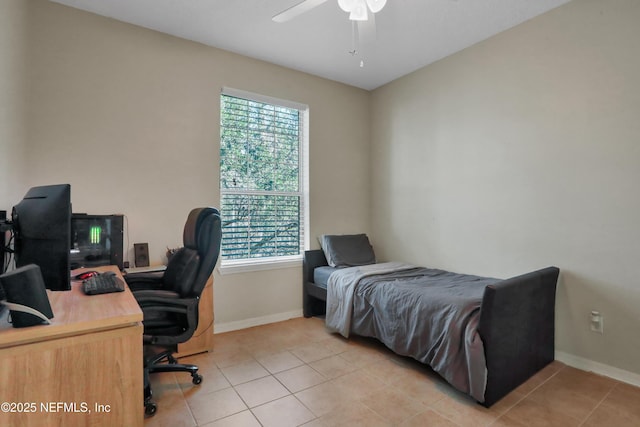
[220,92,307,261]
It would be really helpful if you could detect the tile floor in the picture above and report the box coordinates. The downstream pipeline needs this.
[144,317,640,427]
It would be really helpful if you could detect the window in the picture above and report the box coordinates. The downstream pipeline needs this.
[219,88,308,266]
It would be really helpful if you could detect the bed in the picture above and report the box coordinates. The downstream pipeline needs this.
[302,235,560,407]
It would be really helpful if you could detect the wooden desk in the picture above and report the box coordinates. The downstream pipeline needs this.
[0,266,143,427]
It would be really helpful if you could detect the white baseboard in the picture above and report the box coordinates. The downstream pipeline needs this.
[555,350,640,388]
[214,310,304,334]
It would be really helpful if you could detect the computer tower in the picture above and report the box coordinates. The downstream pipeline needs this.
[70,214,124,270]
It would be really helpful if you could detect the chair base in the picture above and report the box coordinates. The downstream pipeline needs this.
[143,369,157,417]
[143,349,203,417]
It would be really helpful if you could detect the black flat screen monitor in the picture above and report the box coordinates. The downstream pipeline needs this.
[12,184,72,291]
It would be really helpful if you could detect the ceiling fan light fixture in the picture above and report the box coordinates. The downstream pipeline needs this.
[338,0,356,13]
[349,0,369,21]
[365,0,387,14]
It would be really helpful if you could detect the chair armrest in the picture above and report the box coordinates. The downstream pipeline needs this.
[134,290,198,315]
[125,272,164,291]
[134,290,200,346]
[134,289,181,300]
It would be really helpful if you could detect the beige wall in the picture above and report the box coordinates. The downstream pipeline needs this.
[17,0,371,326]
[0,0,28,209]
[371,0,640,376]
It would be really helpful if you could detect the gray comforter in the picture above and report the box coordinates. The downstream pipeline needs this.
[325,263,500,402]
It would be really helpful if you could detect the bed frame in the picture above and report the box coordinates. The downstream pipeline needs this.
[302,249,560,407]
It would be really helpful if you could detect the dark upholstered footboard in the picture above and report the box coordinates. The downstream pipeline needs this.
[303,250,328,317]
[477,266,560,407]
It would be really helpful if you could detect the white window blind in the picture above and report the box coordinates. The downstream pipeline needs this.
[220,89,308,262]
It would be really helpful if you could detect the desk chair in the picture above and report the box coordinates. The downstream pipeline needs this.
[125,207,221,416]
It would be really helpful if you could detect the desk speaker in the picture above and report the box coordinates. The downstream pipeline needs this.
[134,243,150,267]
[0,264,54,327]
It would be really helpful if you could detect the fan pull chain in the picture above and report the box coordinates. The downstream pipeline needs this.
[349,21,365,67]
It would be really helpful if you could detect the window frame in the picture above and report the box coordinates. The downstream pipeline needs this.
[218,87,309,273]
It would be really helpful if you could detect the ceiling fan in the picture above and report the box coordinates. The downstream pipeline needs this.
[272,0,387,66]
[273,0,387,23]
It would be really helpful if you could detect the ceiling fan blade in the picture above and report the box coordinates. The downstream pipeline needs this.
[272,0,329,23]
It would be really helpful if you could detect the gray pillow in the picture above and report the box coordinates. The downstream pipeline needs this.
[319,234,376,267]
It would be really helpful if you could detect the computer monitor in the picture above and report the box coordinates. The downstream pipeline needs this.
[12,184,72,291]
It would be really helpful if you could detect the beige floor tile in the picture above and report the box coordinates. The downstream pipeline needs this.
[399,409,458,427]
[212,333,245,352]
[322,335,352,352]
[178,354,219,374]
[526,376,601,422]
[498,397,581,427]
[359,387,427,424]
[361,356,425,385]
[545,366,618,401]
[583,381,640,426]
[143,318,640,427]
[490,415,528,426]
[144,397,197,427]
[148,371,183,400]
[481,389,526,416]
[263,334,314,353]
[211,349,255,369]
[304,401,390,427]
[431,394,499,427]
[292,318,330,340]
[251,395,316,427]
[291,341,343,363]
[186,388,247,426]
[256,350,305,374]
[220,360,270,386]
[513,361,565,395]
[234,375,290,408]
[180,367,231,396]
[239,336,283,356]
[583,400,640,427]
[338,345,388,367]
[276,364,327,393]
[295,380,358,417]
[309,354,357,379]
[148,369,178,383]
[202,410,261,427]
[330,370,386,400]
[386,371,449,407]
[145,373,196,427]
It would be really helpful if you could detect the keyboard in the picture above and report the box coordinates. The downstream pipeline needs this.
[82,271,125,295]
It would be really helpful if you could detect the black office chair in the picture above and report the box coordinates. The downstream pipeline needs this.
[125,207,221,417]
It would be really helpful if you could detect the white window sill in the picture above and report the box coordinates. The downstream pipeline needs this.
[218,255,302,275]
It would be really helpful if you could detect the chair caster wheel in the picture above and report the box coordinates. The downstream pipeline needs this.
[144,402,157,417]
[192,373,203,385]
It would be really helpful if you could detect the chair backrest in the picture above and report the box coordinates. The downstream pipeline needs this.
[162,207,221,298]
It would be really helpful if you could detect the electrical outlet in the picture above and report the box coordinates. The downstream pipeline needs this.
[590,311,604,334]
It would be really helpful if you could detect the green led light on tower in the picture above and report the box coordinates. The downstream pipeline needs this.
[90,226,101,244]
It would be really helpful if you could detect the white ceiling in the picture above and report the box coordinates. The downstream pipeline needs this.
[50,0,570,90]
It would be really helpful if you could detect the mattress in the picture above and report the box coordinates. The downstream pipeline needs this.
[313,266,338,287]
